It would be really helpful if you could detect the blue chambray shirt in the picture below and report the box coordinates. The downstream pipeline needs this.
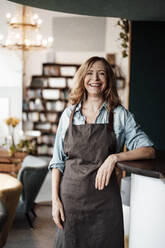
[48,102,154,173]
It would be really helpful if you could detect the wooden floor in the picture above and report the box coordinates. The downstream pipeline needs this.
[125,235,129,248]
[4,203,55,248]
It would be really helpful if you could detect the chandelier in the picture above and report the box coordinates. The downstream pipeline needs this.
[0,6,54,50]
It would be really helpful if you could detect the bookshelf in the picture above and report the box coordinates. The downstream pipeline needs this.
[22,63,80,156]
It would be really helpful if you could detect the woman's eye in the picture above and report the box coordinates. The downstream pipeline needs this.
[86,71,92,75]
[99,72,106,76]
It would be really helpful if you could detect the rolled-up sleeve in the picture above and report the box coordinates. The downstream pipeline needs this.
[48,108,69,173]
[125,111,154,151]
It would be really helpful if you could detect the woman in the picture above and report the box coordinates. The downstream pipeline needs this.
[49,56,155,248]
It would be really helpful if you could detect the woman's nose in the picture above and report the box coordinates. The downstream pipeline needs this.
[92,72,99,81]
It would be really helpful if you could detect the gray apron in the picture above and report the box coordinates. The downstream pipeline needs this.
[54,105,124,248]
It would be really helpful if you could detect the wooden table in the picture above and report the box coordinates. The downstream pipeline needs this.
[0,152,27,177]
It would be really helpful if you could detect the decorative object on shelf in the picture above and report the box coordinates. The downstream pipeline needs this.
[116,77,125,89]
[117,19,129,58]
[106,53,116,66]
[0,5,54,50]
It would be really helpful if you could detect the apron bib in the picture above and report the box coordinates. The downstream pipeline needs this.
[54,105,124,248]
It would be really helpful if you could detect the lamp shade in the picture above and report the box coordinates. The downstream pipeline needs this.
[8,0,165,21]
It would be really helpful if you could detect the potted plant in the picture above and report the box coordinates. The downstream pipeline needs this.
[4,117,35,159]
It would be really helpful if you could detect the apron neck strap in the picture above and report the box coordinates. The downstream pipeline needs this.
[108,111,114,132]
[69,104,78,124]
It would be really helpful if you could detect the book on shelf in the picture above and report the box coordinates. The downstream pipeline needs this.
[43,65,60,76]
[51,124,58,133]
[47,113,58,122]
[55,101,66,112]
[28,112,40,122]
[27,89,42,99]
[40,113,47,122]
[46,101,55,111]
[34,98,44,111]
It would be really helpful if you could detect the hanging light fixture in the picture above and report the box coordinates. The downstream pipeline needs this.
[0,6,54,50]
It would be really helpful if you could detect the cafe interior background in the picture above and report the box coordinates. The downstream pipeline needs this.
[0,0,165,247]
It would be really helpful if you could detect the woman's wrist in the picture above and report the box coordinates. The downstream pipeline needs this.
[52,194,60,201]
[108,154,118,164]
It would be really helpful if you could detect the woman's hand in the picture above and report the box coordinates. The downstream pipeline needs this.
[95,154,117,190]
[52,198,65,230]
[95,147,155,191]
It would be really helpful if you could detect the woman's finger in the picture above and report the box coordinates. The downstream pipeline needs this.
[100,173,106,190]
[60,206,65,222]
[98,171,103,190]
[98,172,103,190]
[56,220,64,230]
[95,174,98,189]
[55,214,64,230]
[95,170,106,190]
[53,209,64,230]
[95,172,100,189]
[105,170,111,186]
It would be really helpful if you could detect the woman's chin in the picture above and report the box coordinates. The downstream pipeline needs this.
[87,91,104,98]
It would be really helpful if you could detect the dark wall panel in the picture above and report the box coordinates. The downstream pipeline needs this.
[129,21,165,149]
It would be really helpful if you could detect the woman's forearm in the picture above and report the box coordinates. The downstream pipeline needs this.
[95,147,155,190]
[111,146,156,164]
[52,168,62,201]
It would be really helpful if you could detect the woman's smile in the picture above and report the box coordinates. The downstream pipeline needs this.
[88,82,102,87]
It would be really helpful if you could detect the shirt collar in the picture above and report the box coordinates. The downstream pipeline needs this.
[74,100,108,113]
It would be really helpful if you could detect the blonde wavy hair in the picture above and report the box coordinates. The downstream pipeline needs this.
[69,56,121,110]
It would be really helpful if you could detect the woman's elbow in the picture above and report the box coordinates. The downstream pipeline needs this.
[146,146,156,159]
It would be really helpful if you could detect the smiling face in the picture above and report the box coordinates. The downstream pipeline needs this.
[84,60,107,98]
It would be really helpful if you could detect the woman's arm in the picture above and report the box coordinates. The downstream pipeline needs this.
[52,168,65,230]
[95,146,155,190]
[114,146,155,161]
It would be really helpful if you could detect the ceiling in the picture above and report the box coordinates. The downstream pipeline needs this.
[8,0,165,21]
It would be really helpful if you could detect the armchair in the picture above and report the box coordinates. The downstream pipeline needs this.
[16,155,48,228]
[0,174,22,248]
